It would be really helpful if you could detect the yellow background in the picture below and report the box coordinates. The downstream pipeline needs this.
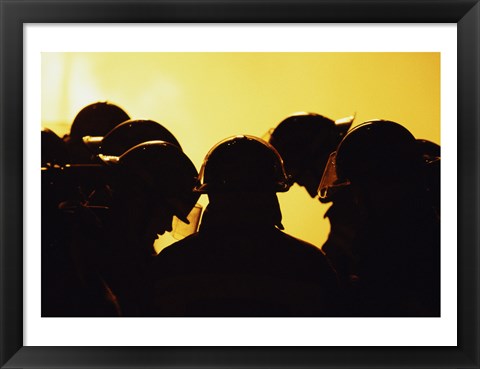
[42,52,440,251]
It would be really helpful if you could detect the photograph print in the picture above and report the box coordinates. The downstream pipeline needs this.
[41,52,441,318]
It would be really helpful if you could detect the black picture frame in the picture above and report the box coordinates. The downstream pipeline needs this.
[1,1,479,368]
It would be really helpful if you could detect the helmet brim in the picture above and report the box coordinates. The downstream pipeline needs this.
[82,136,104,154]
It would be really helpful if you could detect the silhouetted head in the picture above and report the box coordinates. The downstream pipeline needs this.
[336,120,421,182]
[100,141,199,252]
[69,101,130,142]
[195,135,290,230]
[195,135,291,194]
[83,119,182,157]
[266,112,354,198]
[319,120,425,217]
[65,102,130,163]
[41,127,70,167]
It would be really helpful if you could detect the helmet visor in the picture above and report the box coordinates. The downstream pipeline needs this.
[318,151,351,201]
[171,203,203,240]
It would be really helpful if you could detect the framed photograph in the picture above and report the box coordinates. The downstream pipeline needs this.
[1,0,479,368]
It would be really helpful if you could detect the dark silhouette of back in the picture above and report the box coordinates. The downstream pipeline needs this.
[146,136,339,317]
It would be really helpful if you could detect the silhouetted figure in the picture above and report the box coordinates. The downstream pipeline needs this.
[43,113,195,316]
[63,101,130,163]
[147,135,339,317]
[95,141,200,316]
[41,128,121,316]
[266,112,360,286]
[320,120,440,316]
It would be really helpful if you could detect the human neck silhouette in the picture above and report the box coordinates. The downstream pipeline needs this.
[200,192,284,231]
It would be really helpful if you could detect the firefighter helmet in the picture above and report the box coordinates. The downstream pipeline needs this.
[194,135,291,194]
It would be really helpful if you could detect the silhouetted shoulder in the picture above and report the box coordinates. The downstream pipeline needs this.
[155,232,203,258]
[146,228,339,317]
[271,229,337,279]
[275,229,326,253]
[149,233,205,275]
